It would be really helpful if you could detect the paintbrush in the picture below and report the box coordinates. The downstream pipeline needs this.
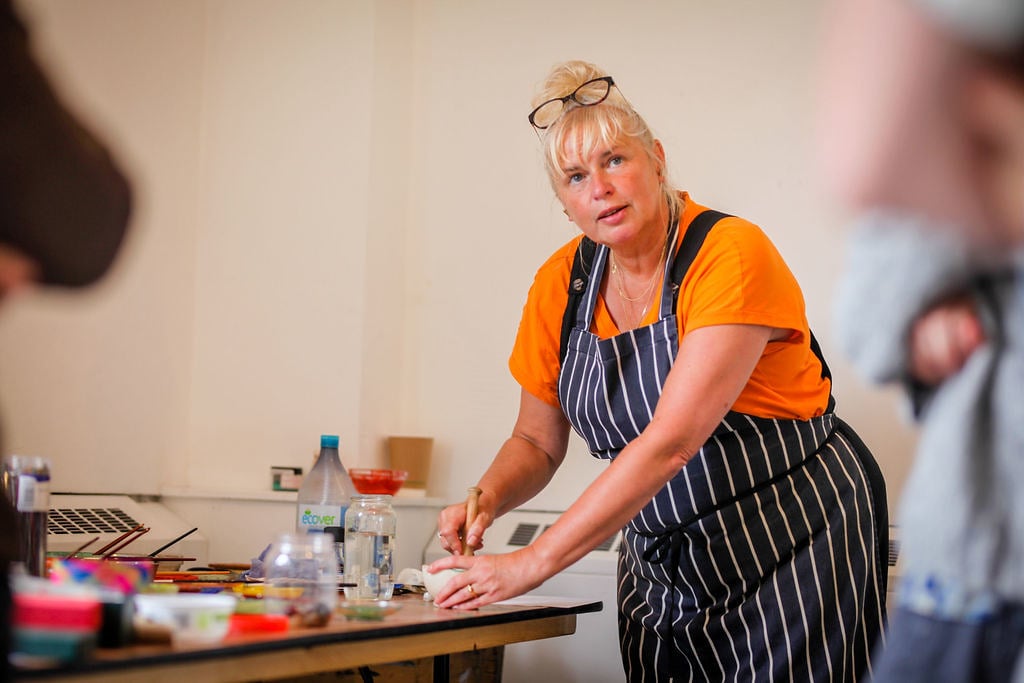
[67,536,100,559]
[103,526,150,557]
[94,524,144,555]
[148,527,198,557]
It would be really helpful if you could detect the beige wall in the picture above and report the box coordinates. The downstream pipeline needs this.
[0,0,916,512]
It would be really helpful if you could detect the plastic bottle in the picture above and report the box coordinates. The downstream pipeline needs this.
[344,494,397,600]
[296,435,355,571]
[1,455,51,577]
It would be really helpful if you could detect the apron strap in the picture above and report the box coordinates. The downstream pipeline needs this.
[559,236,597,365]
[668,209,731,304]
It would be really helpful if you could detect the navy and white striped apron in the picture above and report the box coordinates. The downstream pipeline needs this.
[557,226,887,682]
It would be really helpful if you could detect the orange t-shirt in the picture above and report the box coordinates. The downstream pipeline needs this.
[508,194,831,420]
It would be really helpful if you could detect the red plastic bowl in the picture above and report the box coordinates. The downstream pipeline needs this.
[349,468,408,495]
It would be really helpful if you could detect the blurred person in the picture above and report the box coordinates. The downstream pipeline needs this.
[427,59,888,682]
[818,0,1024,247]
[820,0,1024,680]
[1,0,132,676]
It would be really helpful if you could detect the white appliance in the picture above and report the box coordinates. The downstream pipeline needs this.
[47,493,208,565]
[424,508,624,683]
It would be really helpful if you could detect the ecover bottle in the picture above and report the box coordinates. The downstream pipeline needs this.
[296,435,355,568]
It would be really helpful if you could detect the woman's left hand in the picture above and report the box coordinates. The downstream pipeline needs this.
[425,548,543,609]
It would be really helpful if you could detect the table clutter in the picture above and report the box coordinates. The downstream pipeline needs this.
[7,550,603,683]
[10,545,431,672]
[13,589,600,683]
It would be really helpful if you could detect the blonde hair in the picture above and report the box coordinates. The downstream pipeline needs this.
[531,60,682,218]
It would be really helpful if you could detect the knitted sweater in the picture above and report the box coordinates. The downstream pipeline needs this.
[834,211,1024,618]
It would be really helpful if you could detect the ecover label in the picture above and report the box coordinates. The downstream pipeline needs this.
[298,504,343,531]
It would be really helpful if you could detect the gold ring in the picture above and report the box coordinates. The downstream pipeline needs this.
[466,583,477,597]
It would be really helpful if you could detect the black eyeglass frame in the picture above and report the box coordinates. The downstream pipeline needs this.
[527,76,616,130]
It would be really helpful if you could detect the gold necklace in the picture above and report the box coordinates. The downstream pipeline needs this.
[610,255,660,302]
[627,293,654,330]
[609,233,669,327]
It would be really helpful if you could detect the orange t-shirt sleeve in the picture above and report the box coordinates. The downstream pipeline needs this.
[679,216,807,336]
[677,214,830,418]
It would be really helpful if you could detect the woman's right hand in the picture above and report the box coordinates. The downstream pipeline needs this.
[434,391,570,557]
[908,295,985,385]
[436,497,493,556]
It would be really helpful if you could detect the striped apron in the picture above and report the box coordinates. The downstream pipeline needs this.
[557,231,887,682]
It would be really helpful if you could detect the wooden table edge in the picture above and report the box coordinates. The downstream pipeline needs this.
[16,599,602,683]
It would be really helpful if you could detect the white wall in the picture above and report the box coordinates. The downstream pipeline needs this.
[0,1,916,519]
[0,0,205,493]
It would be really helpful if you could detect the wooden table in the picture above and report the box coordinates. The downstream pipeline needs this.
[14,595,602,683]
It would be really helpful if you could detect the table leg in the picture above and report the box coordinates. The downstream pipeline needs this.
[433,652,450,683]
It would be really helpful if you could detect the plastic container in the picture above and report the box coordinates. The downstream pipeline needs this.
[228,612,289,635]
[344,495,397,601]
[296,435,356,572]
[12,590,102,663]
[133,593,237,647]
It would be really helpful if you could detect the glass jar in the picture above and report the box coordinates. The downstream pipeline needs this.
[263,532,337,626]
[343,495,396,600]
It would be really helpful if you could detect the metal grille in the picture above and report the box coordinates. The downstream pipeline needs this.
[508,522,540,546]
[887,524,901,567]
[524,523,619,553]
[48,507,140,536]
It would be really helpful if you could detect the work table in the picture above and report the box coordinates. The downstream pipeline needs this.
[14,594,603,683]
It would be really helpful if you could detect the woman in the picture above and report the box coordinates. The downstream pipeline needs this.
[427,60,887,681]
